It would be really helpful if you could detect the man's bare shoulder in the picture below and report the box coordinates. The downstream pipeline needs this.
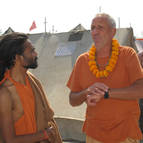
[0,80,13,105]
[0,85,10,96]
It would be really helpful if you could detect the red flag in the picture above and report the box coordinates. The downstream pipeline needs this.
[29,21,36,31]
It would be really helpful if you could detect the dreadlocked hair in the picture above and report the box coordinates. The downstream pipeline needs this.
[0,32,28,81]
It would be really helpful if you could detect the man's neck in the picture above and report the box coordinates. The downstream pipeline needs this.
[96,46,112,58]
[10,66,28,85]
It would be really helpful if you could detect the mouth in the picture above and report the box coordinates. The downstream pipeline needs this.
[93,35,100,40]
[35,57,38,62]
[93,37,101,43]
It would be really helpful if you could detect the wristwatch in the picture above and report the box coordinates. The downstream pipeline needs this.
[104,88,110,99]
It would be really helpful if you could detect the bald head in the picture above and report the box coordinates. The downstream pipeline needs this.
[93,13,116,29]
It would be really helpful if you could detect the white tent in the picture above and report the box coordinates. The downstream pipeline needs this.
[28,26,137,119]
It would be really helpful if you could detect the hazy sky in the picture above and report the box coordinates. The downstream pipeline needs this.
[0,0,143,37]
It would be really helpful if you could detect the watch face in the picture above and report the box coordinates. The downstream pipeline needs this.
[104,91,109,99]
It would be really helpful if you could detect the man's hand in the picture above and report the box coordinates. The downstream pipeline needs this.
[45,126,56,143]
[87,82,109,94]
[86,82,109,106]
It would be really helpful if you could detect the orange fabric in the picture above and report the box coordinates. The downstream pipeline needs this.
[86,136,139,143]
[3,71,37,135]
[67,46,143,143]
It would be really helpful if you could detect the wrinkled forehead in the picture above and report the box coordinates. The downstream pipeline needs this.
[24,39,32,46]
[91,16,109,25]
[23,39,33,50]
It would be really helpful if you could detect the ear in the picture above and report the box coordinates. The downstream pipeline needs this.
[15,55,23,65]
[15,55,21,61]
[112,28,116,37]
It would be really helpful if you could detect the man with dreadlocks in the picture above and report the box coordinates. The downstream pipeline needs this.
[0,32,62,143]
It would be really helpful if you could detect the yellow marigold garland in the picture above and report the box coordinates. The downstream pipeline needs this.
[88,39,119,78]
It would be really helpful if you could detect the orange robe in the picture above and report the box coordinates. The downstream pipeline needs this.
[2,71,37,135]
[13,76,37,135]
[67,46,143,143]
[0,70,62,143]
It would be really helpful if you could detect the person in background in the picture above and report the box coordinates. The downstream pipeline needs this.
[67,13,143,143]
[138,51,143,67]
[138,50,143,135]
[0,32,62,143]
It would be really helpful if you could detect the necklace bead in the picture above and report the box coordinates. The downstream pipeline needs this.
[88,39,119,78]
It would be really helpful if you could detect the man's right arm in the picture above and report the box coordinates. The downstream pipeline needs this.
[0,86,55,143]
[69,82,108,106]
[69,89,88,106]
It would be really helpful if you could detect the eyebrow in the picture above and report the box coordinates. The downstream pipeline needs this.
[31,48,35,51]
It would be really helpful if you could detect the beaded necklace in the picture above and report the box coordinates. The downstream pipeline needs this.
[88,39,119,78]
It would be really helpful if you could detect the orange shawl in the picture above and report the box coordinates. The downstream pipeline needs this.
[0,71,62,143]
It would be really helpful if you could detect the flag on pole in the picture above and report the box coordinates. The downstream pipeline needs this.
[29,21,36,31]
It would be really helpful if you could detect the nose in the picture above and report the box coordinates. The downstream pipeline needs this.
[91,28,99,35]
[33,50,38,57]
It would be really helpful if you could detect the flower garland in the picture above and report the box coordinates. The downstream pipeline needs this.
[88,39,119,78]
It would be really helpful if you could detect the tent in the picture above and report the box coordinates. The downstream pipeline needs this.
[28,25,137,119]
[135,38,143,52]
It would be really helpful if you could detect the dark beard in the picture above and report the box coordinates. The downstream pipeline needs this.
[24,57,38,69]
